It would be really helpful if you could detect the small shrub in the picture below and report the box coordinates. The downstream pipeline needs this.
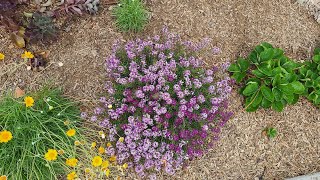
[228,42,305,112]
[298,48,320,105]
[113,0,148,32]
[89,29,233,178]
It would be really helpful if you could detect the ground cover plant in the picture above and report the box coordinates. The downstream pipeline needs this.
[113,0,149,32]
[0,87,126,180]
[228,42,306,112]
[87,28,233,179]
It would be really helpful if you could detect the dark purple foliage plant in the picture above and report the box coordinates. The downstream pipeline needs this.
[87,28,233,179]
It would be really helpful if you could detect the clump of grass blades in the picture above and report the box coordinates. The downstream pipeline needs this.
[0,87,81,180]
[113,0,148,32]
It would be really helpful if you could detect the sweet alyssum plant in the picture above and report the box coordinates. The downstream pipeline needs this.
[88,28,233,179]
[228,42,305,112]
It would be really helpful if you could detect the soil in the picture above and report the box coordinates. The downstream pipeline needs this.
[0,0,320,179]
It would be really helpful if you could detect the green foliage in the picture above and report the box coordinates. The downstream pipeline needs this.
[228,42,305,112]
[298,48,320,105]
[24,13,57,43]
[265,127,277,138]
[113,0,149,32]
[0,87,81,180]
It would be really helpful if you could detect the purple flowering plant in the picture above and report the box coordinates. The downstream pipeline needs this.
[91,28,233,178]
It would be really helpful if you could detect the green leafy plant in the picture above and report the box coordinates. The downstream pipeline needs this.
[264,127,277,138]
[228,42,305,112]
[24,12,57,43]
[298,48,320,105]
[0,87,81,179]
[113,0,148,32]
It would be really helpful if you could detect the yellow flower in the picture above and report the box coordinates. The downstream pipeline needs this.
[107,104,112,109]
[105,169,110,177]
[66,158,78,167]
[109,155,116,162]
[66,129,76,137]
[91,142,96,148]
[106,142,112,147]
[24,96,34,108]
[122,163,128,169]
[98,147,105,154]
[21,51,34,59]
[98,131,104,135]
[118,137,124,142]
[58,150,64,155]
[84,168,91,174]
[44,149,58,161]
[92,156,103,167]
[0,130,13,143]
[67,171,77,180]
[74,140,81,146]
[101,160,109,171]
[0,53,5,61]
[0,175,7,180]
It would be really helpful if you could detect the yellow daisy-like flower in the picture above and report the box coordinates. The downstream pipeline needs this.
[107,104,113,109]
[24,96,34,108]
[44,149,58,161]
[0,53,5,61]
[0,130,13,143]
[21,51,34,59]
[92,156,103,167]
[122,163,128,169]
[101,160,109,171]
[105,169,110,177]
[109,155,116,162]
[66,129,76,137]
[118,137,124,143]
[0,175,7,180]
[98,147,105,154]
[106,142,112,147]
[91,142,97,148]
[66,158,78,167]
[58,150,64,155]
[67,171,77,180]
[74,140,81,146]
[84,168,91,174]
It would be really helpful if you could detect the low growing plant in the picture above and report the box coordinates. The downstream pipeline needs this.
[264,127,277,139]
[113,0,148,32]
[88,29,233,178]
[228,42,305,112]
[298,48,320,105]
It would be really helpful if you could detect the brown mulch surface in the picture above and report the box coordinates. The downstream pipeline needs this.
[1,0,320,179]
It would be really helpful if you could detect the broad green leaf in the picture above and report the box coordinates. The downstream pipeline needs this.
[313,55,320,64]
[308,92,317,101]
[261,42,273,49]
[282,61,299,72]
[242,82,259,96]
[272,88,282,101]
[254,45,264,54]
[283,93,295,104]
[260,48,274,61]
[266,127,277,138]
[290,81,305,94]
[250,91,263,107]
[252,69,266,78]
[292,94,299,104]
[248,51,258,63]
[279,84,294,95]
[232,72,246,83]
[273,48,284,59]
[272,74,281,86]
[258,63,273,76]
[284,73,297,83]
[272,67,282,76]
[245,97,259,112]
[299,67,307,76]
[272,101,284,112]
[264,79,272,86]
[314,48,320,55]
[261,85,274,102]
[228,63,241,72]
[238,58,250,71]
[261,97,272,108]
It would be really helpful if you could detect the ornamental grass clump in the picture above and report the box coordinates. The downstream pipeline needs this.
[89,28,233,178]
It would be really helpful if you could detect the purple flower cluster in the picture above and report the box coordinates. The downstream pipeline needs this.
[91,29,233,179]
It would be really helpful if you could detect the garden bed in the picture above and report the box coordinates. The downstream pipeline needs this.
[0,0,319,179]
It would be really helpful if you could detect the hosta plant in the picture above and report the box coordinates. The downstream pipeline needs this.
[228,42,305,112]
[88,29,233,178]
[299,48,320,105]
